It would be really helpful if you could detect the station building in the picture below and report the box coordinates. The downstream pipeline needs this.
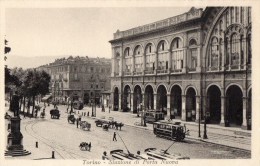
[109,7,252,130]
[38,56,111,105]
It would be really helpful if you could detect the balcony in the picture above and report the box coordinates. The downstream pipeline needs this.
[133,71,142,75]
[124,71,132,76]
[144,70,154,75]
[171,68,182,73]
[157,69,168,74]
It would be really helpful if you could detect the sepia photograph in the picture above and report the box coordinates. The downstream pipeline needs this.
[1,0,260,166]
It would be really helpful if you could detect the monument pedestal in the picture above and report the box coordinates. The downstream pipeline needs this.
[5,117,31,157]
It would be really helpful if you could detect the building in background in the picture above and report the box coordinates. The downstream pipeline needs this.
[109,7,251,130]
[38,56,111,105]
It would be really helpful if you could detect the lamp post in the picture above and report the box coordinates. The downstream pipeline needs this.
[203,111,210,139]
[198,100,201,138]
[91,98,94,117]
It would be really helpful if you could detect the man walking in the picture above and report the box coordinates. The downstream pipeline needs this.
[113,132,117,141]
[88,142,91,151]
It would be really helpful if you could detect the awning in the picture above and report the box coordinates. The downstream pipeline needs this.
[42,94,52,101]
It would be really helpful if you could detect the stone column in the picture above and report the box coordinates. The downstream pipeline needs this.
[118,93,122,111]
[132,57,135,74]
[195,95,200,122]
[130,93,134,113]
[182,49,187,73]
[242,96,247,129]
[168,49,172,73]
[196,47,201,72]
[154,52,158,74]
[181,95,186,121]
[220,96,226,125]
[153,93,157,110]
[142,54,145,74]
[166,94,171,120]
[142,93,145,111]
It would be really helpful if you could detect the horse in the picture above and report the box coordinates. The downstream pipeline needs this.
[79,142,89,151]
[80,121,91,131]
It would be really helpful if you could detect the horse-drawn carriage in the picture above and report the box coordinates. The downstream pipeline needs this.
[95,117,124,130]
[67,114,76,124]
[79,142,91,151]
[50,109,60,119]
[80,121,91,131]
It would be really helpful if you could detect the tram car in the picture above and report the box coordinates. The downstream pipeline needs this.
[144,110,165,123]
[153,120,188,141]
[144,148,190,160]
[110,149,146,160]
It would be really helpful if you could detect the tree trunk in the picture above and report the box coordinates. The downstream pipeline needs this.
[27,97,30,116]
[23,96,26,114]
[32,95,35,117]
[9,91,12,111]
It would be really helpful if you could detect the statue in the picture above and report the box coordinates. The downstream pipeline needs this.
[10,91,20,117]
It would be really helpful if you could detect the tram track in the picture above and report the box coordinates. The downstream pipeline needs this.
[24,119,88,159]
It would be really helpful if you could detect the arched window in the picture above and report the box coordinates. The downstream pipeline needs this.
[124,48,132,74]
[211,37,219,69]
[241,7,244,24]
[145,43,155,73]
[219,38,224,68]
[248,33,251,65]
[230,33,240,68]
[157,41,168,71]
[171,38,184,72]
[134,45,143,73]
[188,39,198,71]
[115,52,120,75]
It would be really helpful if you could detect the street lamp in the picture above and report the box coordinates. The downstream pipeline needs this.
[91,98,94,117]
[203,111,210,139]
[198,100,201,138]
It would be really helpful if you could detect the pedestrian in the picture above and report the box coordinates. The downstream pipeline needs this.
[109,105,111,113]
[113,132,117,141]
[87,112,89,117]
[88,142,91,151]
[23,112,26,119]
[76,119,79,128]
[143,115,147,127]
[137,151,141,155]
[102,151,108,160]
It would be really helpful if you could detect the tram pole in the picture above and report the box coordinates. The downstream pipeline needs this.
[198,100,201,138]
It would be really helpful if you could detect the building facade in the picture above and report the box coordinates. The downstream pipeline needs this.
[109,7,252,130]
[39,56,111,105]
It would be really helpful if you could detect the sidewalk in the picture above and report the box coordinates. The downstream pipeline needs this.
[80,107,251,151]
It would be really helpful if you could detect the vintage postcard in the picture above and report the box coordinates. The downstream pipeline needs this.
[1,0,259,166]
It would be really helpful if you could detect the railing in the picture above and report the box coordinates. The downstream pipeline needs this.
[144,70,154,74]
[171,69,182,73]
[157,69,168,74]
[124,71,132,76]
[134,71,143,75]
[113,8,202,39]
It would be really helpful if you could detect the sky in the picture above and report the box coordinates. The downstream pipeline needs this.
[5,7,193,68]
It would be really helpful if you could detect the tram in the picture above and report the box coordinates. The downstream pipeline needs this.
[153,120,188,141]
[144,110,165,123]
